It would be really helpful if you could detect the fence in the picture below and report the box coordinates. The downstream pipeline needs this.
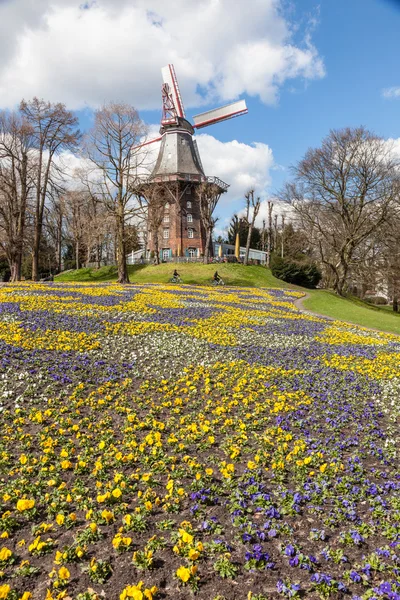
[126,256,241,265]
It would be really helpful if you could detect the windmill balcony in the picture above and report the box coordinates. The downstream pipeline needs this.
[146,172,229,191]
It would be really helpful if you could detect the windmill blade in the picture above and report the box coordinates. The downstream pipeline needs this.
[133,136,162,150]
[161,64,185,119]
[193,99,248,129]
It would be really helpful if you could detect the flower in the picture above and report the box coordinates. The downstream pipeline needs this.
[55,514,65,526]
[188,548,200,561]
[58,566,70,580]
[16,499,35,512]
[0,585,10,599]
[120,582,157,600]
[0,547,12,562]
[178,529,193,544]
[176,566,191,582]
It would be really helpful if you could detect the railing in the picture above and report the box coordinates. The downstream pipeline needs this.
[206,176,230,191]
[145,173,230,191]
[126,256,247,265]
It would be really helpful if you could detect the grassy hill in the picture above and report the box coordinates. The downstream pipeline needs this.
[56,264,400,335]
[56,263,291,288]
[303,290,400,335]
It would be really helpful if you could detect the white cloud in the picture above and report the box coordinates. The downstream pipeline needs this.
[0,0,325,110]
[196,135,274,201]
[382,87,400,99]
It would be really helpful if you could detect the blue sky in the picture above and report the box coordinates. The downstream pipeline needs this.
[1,0,400,229]
[80,0,400,222]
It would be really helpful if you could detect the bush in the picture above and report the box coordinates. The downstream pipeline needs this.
[364,295,387,305]
[271,255,321,288]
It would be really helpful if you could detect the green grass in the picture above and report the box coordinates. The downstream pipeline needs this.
[303,290,400,335]
[56,263,292,288]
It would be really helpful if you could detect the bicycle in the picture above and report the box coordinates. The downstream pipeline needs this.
[211,278,225,286]
[169,276,183,283]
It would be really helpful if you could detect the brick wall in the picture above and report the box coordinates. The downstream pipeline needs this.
[147,183,206,258]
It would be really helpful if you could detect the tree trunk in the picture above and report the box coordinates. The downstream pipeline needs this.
[96,239,101,269]
[56,212,62,273]
[9,257,19,283]
[86,244,91,268]
[76,240,80,271]
[267,202,273,268]
[15,254,22,282]
[116,207,129,283]
[15,151,28,281]
[203,227,212,264]
[393,279,398,312]
[32,228,40,281]
[336,273,347,296]
[244,224,252,265]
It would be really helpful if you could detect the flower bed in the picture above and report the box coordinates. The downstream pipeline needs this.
[0,283,400,599]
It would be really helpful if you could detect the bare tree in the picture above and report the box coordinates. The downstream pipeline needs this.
[136,182,168,265]
[379,202,400,311]
[282,127,399,295]
[83,103,148,283]
[45,194,64,274]
[65,191,86,270]
[267,201,274,267]
[0,112,35,281]
[196,182,223,264]
[20,98,80,280]
[273,213,278,253]
[281,213,286,258]
[243,189,261,265]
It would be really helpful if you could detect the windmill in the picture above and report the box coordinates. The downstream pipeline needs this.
[143,64,248,261]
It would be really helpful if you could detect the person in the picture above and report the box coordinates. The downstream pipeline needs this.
[173,269,180,280]
[213,271,221,283]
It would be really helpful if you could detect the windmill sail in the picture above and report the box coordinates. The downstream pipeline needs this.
[161,64,185,119]
[193,100,248,129]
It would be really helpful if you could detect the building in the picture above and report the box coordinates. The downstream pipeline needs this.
[140,64,247,262]
[145,117,228,261]
[214,243,267,264]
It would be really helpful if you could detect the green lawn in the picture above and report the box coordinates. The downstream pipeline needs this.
[303,290,400,335]
[56,263,292,288]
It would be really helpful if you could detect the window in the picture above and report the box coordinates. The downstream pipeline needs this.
[187,214,193,223]
[163,229,169,239]
[165,202,170,209]
[163,214,170,223]
[188,228,194,239]
[187,201,192,209]
[162,249,170,260]
[188,248,196,258]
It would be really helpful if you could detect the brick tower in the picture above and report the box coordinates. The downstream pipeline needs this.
[147,117,228,260]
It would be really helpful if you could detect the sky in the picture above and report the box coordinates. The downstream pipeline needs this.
[0,0,400,235]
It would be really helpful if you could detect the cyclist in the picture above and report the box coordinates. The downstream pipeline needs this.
[213,271,221,283]
[170,269,182,283]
